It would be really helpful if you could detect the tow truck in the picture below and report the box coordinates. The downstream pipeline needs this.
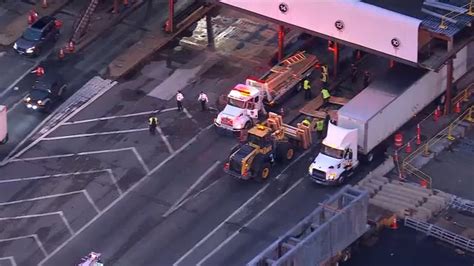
[214,51,318,133]
[224,112,312,181]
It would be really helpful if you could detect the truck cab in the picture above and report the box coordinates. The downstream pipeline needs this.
[214,83,264,132]
[0,105,7,144]
[309,122,359,185]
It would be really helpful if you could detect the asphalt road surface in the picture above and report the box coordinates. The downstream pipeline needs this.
[30,44,381,266]
[0,0,194,161]
[0,4,387,266]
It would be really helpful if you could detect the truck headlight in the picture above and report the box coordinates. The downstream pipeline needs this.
[327,173,337,180]
[26,47,35,54]
[13,43,18,49]
[37,100,44,105]
[24,97,31,102]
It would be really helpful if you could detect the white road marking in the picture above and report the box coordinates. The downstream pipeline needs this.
[41,128,149,141]
[9,80,118,160]
[104,169,123,195]
[178,178,222,208]
[183,108,199,125]
[0,190,100,215]
[62,107,179,125]
[39,124,214,266]
[0,64,38,98]
[9,153,76,162]
[173,148,311,266]
[131,147,150,174]
[0,234,48,257]
[163,161,221,217]
[157,126,174,154]
[7,95,28,114]
[197,177,305,265]
[0,211,74,236]
[0,256,17,266]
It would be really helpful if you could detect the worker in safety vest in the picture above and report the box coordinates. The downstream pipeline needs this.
[176,90,184,111]
[148,115,158,135]
[303,78,311,100]
[321,87,331,105]
[316,119,324,139]
[198,91,209,111]
[302,117,311,127]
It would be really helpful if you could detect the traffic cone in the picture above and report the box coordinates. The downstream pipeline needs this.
[389,216,398,229]
[420,179,428,188]
[416,124,422,145]
[454,101,461,113]
[405,141,412,153]
[58,48,65,60]
[42,0,48,8]
[433,106,440,121]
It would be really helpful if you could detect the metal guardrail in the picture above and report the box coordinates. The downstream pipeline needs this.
[400,83,474,188]
[449,196,474,214]
[404,217,474,253]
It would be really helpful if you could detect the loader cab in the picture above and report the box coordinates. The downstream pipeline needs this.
[247,124,273,153]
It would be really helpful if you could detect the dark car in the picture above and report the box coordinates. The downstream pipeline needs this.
[23,76,66,112]
[13,16,60,56]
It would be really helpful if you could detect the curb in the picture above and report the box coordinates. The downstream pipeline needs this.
[107,4,216,79]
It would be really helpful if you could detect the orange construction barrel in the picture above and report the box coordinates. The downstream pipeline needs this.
[394,133,403,147]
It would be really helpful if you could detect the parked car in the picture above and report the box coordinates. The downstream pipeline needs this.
[13,16,60,56]
[23,76,66,112]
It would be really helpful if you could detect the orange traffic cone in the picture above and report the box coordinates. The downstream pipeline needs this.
[390,216,398,229]
[416,124,421,145]
[405,141,412,153]
[58,48,65,60]
[454,101,461,113]
[433,106,440,121]
[42,0,48,8]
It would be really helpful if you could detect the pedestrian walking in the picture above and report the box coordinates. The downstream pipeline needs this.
[176,90,184,111]
[198,91,209,111]
[303,77,311,100]
[148,115,158,135]
[363,71,371,88]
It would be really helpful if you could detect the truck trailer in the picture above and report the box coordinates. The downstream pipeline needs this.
[309,46,469,185]
[214,51,318,133]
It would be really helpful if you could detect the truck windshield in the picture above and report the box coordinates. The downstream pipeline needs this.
[228,98,247,109]
[321,145,344,159]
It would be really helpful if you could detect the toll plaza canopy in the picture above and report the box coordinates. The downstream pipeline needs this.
[218,0,474,70]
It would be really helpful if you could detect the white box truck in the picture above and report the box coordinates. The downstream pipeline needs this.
[0,105,7,144]
[309,46,469,185]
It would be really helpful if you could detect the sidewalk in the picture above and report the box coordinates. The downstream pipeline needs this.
[107,3,214,79]
[0,0,71,46]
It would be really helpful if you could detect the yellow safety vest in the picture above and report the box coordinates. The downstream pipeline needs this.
[321,89,330,99]
[316,120,324,131]
[148,117,158,125]
[303,80,311,90]
[302,119,311,127]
